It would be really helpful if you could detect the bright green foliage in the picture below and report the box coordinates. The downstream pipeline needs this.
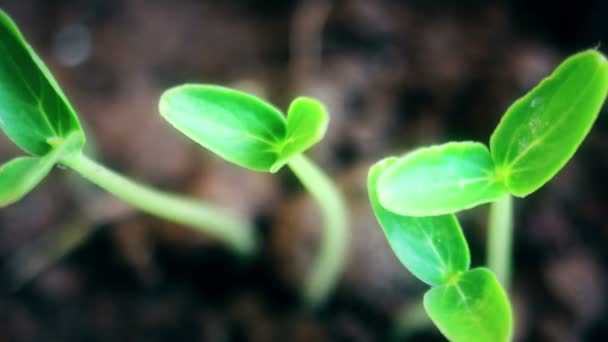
[369,158,470,286]
[159,85,328,173]
[0,10,255,255]
[0,133,80,207]
[377,50,608,216]
[161,84,345,306]
[377,142,509,216]
[0,156,53,206]
[369,50,608,342]
[424,268,512,342]
[159,85,285,171]
[272,97,328,172]
[492,50,608,197]
[0,10,85,205]
[368,159,512,341]
[0,10,84,156]
[368,54,603,342]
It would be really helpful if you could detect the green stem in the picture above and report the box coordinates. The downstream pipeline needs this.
[61,152,256,255]
[487,195,513,288]
[287,154,348,308]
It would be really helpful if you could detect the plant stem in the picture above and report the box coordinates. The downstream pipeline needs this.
[61,152,256,255]
[487,195,513,288]
[287,154,348,308]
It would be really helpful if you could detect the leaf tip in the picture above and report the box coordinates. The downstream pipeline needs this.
[158,86,183,118]
[269,161,285,173]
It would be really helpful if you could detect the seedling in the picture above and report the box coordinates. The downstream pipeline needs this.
[0,10,255,255]
[369,160,512,341]
[369,50,608,341]
[159,85,347,307]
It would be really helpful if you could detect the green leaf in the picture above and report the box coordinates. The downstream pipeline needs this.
[377,142,509,216]
[159,85,328,172]
[270,97,328,172]
[424,267,513,342]
[159,85,285,171]
[491,50,608,197]
[0,157,53,206]
[0,10,84,156]
[368,158,470,286]
[0,132,84,207]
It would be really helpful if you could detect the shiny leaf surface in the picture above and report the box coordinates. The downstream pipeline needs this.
[378,142,508,216]
[368,158,470,286]
[0,10,84,156]
[160,85,328,172]
[491,50,608,196]
[424,268,513,342]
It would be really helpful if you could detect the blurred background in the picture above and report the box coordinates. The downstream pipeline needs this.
[0,0,608,341]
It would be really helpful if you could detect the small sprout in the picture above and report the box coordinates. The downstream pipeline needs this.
[368,50,608,341]
[369,159,512,341]
[0,9,85,204]
[159,85,328,173]
[0,10,255,255]
[377,49,608,217]
[159,84,347,307]
[0,11,84,157]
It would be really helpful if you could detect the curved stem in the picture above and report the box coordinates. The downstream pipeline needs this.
[287,154,348,308]
[61,152,256,255]
[487,195,513,288]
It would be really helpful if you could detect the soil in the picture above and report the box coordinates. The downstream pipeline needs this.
[1,1,608,341]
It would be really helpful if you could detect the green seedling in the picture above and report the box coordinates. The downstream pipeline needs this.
[369,159,512,342]
[369,49,608,341]
[378,50,608,216]
[0,10,255,254]
[159,85,347,307]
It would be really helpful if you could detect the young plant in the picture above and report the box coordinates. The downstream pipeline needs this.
[159,85,347,307]
[0,10,255,255]
[369,49,608,341]
[369,159,512,341]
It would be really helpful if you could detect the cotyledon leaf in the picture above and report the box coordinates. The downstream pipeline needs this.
[0,156,55,207]
[424,267,513,342]
[0,10,84,156]
[159,85,329,173]
[368,157,470,286]
[160,85,286,171]
[0,132,80,207]
[377,142,509,216]
[271,97,329,172]
[491,49,608,197]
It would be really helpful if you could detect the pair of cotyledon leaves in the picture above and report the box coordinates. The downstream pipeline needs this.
[378,50,608,217]
[0,10,85,206]
[0,9,328,208]
[369,50,608,342]
[159,85,328,173]
[369,158,512,342]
